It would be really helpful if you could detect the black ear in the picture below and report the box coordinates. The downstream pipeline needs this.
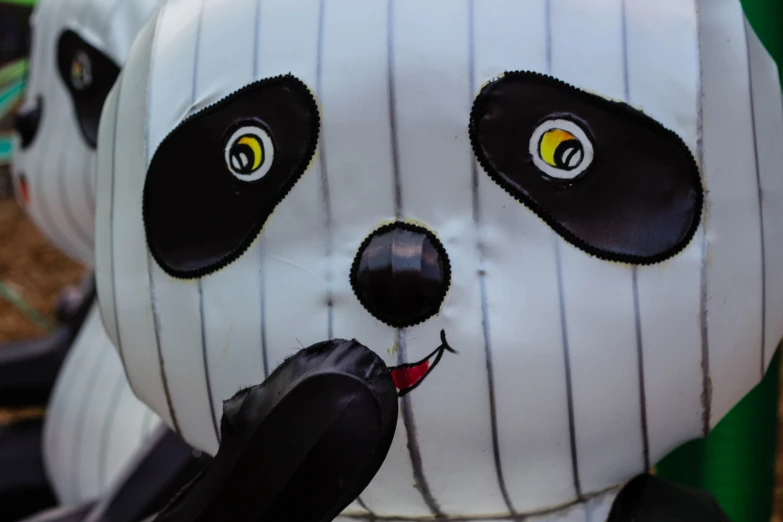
[56,30,121,148]
[608,474,729,522]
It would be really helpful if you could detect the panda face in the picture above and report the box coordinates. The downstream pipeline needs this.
[11,0,158,266]
[95,0,783,520]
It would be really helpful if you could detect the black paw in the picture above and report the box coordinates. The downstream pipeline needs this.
[154,339,398,522]
[608,474,730,522]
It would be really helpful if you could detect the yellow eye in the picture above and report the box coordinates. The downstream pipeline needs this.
[224,123,275,182]
[530,118,594,180]
[540,129,581,169]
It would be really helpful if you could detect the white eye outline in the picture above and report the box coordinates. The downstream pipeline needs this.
[529,118,594,180]
[224,124,275,182]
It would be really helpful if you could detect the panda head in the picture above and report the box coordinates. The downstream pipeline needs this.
[95,0,783,519]
[11,0,159,265]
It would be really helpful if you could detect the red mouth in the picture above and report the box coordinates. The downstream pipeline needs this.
[388,330,456,397]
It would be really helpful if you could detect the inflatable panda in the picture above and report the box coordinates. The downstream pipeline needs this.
[10,0,164,513]
[95,0,783,520]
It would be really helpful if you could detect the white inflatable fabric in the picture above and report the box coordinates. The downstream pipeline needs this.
[11,0,159,265]
[95,0,783,519]
[42,304,161,506]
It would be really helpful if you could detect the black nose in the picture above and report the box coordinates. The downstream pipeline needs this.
[351,223,450,328]
[14,97,43,150]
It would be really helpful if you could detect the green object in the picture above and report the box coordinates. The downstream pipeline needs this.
[0,135,12,162]
[742,0,783,85]
[655,4,783,522]
[0,60,27,86]
[0,0,35,6]
[0,281,55,333]
[0,77,25,165]
[0,78,25,119]
[656,348,780,522]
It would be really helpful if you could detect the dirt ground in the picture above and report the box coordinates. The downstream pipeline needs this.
[0,196,85,343]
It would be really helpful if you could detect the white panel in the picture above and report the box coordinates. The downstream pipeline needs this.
[746,20,783,372]
[71,0,109,42]
[550,0,626,101]
[317,0,420,516]
[201,253,266,434]
[43,310,99,502]
[319,0,397,377]
[624,0,704,464]
[190,0,257,114]
[46,306,165,503]
[111,11,175,429]
[145,0,219,454]
[698,0,763,426]
[142,409,158,439]
[197,0,265,439]
[25,0,62,249]
[58,132,93,257]
[146,0,201,160]
[104,380,158,486]
[36,89,84,259]
[102,0,160,65]
[76,340,118,500]
[550,0,645,493]
[149,268,217,452]
[18,0,81,262]
[472,0,576,512]
[95,84,120,348]
[254,0,329,380]
[391,0,505,515]
[61,330,107,503]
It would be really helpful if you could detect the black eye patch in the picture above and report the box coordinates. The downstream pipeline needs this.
[56,30,120,148]
[469,71,703,264]
[143,74,319,279]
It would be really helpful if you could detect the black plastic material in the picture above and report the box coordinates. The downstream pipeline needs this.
[14,96,42,150]
[86,428,207,522]
[351,223,450,328]
[143,74,319,279]
[608,474,730,522]
[0,278,95,408]
[470,71,703,265]
[0,419,58,522]
[24,502,93,522]
[152,338,398,522]
[18,503,93,522]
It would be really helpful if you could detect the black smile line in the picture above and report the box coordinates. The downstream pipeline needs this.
[388,330,457,397]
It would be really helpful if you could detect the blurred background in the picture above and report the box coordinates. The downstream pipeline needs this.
[0,0,85,419]
[0,0,782,520]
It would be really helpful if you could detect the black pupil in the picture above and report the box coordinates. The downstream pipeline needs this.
[554,139,582,170]
[230,140,257,175]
